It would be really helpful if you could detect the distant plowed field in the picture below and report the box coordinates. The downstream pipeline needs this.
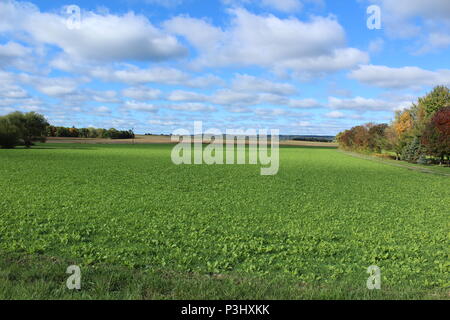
[47,135,338,147]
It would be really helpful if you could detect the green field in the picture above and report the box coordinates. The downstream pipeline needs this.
[0,144,449,299]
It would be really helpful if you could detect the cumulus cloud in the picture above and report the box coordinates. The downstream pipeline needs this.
[210,89,256,106]
[231,74,297,95]
[94,106,111,113]
[123,101,159,112]
[90,90,120,103]
[325,111,345,119]
[16,74,85,97]
[167,87,321,109]
[369,0,450,52]
[0,0,186,62]
[89,65,221,88]
[122,87,162,101]
[167,103,216,112]
[209,90,296,107]
[328,96,411,112]
[0,84,29,99]
[165,9,368,76]
[148,119,177,126]
[288,98,321,109]
[371,0,450,22]
[168,90,207,102]
[349,65,450,89]
[253,108,290,117]
[222,0,303,13]
[0,41,38,71]
[416,33,450,54]
[0,42,30,61]
[163,15,224,51]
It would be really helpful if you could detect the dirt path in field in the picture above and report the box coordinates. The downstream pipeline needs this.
[341,150,450,177]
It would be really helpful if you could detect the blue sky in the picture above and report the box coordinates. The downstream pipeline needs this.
[0,0,449,135]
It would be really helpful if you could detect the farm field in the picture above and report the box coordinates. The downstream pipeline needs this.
[0,144,449,299]
[46,135,339,148]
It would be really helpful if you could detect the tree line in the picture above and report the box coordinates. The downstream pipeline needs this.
[0,111,134,149]
[336,86,450,165]
[46,126,135,140]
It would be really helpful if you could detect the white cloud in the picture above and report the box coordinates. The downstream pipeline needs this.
[296,121,312,127]
[123,100,159,112]
[104,66,187,85]
[90,90,120,103]
[325,111,345,119]
[253,108,289,116]
[368,38,384,53]
[0,1,186,62]
[163,15,224,51]
[369,0,450,52]
[167,88,322,110]
[17,74,83,97]
[222,0,303,13]
[167,103,216,112]
[231,74,297,95]
[0,84,29,99]
[122,87,162,101]
[416,33,450,54]
[288,98,321,108]
[328,96,411,112]
[165,9,368,76]
[349,65,450,89]
[89,65,221,88]
[94,106,111,113]
[148,119,177,126]
[0,41,30,60]
[210,89,256,106]
[168,90,207,102]
[371,0,450,22]
[0,41,37,71]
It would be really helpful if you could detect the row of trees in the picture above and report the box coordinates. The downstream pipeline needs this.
[47,126,134,140]
[336,86,450,165]
[0,111,135,149]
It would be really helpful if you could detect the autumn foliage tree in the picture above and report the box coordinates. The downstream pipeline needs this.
[336,85,450,165]
[422,106,450,164]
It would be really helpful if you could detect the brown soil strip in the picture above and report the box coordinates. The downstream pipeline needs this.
[47,136,338,148]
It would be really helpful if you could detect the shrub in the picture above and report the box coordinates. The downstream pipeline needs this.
[401,137,425,163]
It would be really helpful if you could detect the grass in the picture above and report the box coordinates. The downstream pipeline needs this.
[340,150,450,176]
[0,143,449,299]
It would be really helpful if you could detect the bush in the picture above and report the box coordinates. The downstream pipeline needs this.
[401,137,425,163]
